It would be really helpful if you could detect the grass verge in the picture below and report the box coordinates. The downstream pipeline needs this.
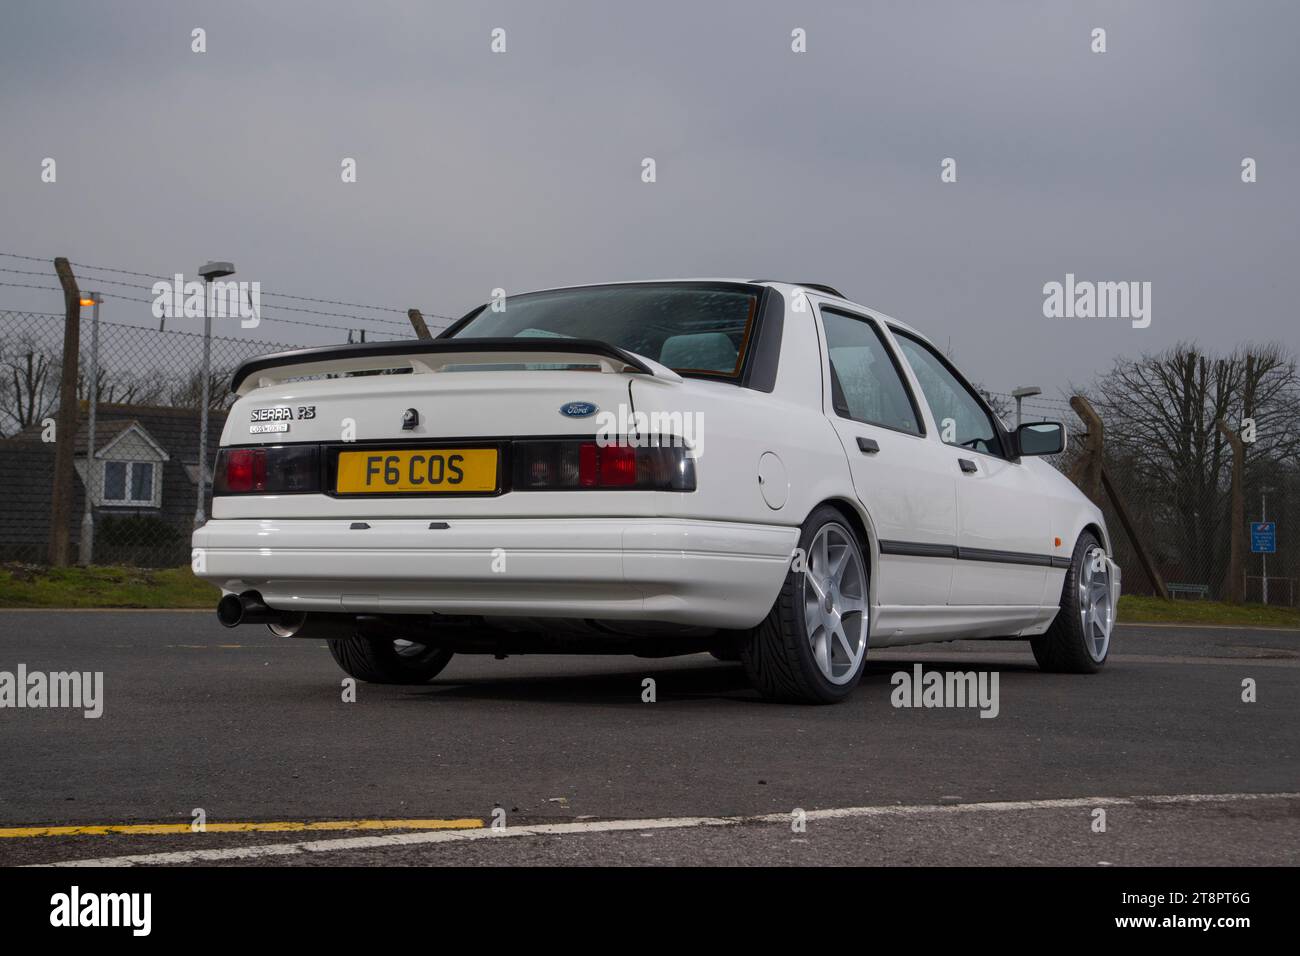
[0,563,219,609]
[1118,594,1300,629]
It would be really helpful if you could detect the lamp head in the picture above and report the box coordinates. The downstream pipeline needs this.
[198,260,236,282]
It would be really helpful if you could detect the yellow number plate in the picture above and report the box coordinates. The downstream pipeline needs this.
[336,448,498,494]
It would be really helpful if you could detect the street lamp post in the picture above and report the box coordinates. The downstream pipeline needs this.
[1011,385,1042,428]
[194,261,235,529]
[78,293,102,565]
[1261,490,1269,606]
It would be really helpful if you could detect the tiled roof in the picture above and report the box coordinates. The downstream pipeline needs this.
[70,419,138,456]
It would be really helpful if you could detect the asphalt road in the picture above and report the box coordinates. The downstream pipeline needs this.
[0,611,1296,866]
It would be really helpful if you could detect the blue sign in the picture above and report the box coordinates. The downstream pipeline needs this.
[1250,522,1277,554]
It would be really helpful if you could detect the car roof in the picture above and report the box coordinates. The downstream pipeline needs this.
[498,278,929,341]
[750,280,927,339]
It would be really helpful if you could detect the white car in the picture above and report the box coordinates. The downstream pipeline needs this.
[194,280,1120,703]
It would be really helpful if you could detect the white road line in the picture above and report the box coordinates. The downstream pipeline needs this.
[870,651,1300,667]
[32,791,1300,867]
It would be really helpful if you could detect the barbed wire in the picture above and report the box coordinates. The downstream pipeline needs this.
[0,279,414,337]
[0,280,62,294]
[0,251,457,325]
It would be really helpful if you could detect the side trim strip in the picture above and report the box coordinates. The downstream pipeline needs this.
[958,546,1053,567]
[879,539,1071,569]
[878,540,958,560]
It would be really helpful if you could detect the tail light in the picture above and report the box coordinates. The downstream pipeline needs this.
[213,438,694,495]
[513,439,695,491]
[214,446,321,495]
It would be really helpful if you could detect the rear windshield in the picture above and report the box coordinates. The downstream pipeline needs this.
[447,282,761,377]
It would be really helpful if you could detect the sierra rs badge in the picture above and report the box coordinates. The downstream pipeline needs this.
[250,404,314,433]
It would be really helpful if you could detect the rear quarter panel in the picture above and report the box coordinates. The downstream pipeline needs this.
[629,295,857,529]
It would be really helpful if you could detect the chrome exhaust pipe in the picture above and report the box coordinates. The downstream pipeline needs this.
[216,590,310,635]
[217,594,417,642]
[216,590,280,627]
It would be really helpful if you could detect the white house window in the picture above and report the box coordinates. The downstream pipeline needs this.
[75,421,169,508]
[102,460,158,506]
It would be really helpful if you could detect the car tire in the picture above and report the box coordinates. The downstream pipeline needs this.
[1031,530,1113,674]
[327,634,454,685]
[740,505,870,704]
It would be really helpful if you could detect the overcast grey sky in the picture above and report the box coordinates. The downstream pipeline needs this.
[2,0,1297,396]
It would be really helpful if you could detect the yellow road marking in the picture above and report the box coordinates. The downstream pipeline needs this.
[0,818,484,839]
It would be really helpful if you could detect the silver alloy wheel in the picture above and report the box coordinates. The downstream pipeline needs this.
[800,523,868,684]
[1078,547,1114,662]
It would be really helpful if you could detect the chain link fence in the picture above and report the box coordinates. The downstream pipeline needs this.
[1,308,1295,604]
[987,390,1298,606]
[0,308,416,567]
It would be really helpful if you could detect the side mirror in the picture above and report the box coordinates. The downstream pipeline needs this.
[1015,421,1066,457]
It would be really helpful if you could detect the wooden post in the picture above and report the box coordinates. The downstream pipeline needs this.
[48,257,81,566]
[1068,394,1170,600]
[407,309,433,340]
[1100,468,1171,600]
[1067,395,1104,507]
[1216,418,1245,603]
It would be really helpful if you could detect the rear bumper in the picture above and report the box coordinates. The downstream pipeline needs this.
[191,517,797,629]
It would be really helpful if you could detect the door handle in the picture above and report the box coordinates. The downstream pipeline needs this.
[958,458,977,474]
[856,437,880,454]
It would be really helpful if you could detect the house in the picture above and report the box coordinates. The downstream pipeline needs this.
[0,403,227,565]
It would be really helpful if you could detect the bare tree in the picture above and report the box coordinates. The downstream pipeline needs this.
[1088,342,1300,593]
[76,362,169,408]
[974,385,1013,424]
[167,367,236,410]
[0,337,58,435]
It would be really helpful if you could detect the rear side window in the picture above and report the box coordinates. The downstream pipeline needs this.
[820,308,923,435]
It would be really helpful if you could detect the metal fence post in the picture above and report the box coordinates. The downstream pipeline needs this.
[78,293,100,565]
[194,296,212,529]
[1261,492,1269,605]
[194,262,234,530]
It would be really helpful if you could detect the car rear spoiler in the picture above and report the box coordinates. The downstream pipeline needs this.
[229,337,683,395]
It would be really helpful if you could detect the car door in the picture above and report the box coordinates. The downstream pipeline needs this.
[889,328,1050,607]
[815,305,957,608]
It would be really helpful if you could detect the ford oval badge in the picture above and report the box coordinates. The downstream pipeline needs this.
[560,401,598,418]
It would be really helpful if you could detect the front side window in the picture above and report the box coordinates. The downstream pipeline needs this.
[448,283,761,378]
[821,308,922,435]
[893,331,1002,456]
